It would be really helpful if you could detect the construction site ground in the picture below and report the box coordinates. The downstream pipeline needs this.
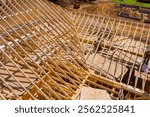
[69,1,150,25]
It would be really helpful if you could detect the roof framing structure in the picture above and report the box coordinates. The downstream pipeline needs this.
[0,0,149,100]
[70,11,150,99]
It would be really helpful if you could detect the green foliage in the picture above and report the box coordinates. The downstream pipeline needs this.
[113,0,150,8]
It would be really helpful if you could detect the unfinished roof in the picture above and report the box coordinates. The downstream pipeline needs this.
[0,0,149,100]
[0,0,88,100]
[71,11,150,99]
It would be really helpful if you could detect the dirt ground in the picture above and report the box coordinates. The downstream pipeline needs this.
[80,1,118,17]
[70,1,143,23]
